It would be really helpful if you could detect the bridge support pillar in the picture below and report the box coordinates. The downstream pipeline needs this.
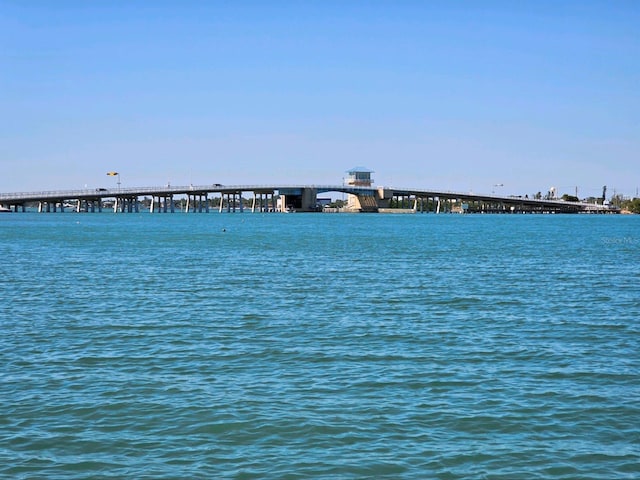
[251,192,276,212]
[220,192,243,213]
[151,195,175,213]
[185,193,208,213]
[114,196,139,213]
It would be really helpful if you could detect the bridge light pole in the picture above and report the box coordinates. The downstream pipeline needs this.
[107,171,121,191]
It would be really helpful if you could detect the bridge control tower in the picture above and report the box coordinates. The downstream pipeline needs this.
[346,166,374,187]
[345,167,378,212]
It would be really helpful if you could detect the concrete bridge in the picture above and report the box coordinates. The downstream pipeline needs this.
[0,183,617,214]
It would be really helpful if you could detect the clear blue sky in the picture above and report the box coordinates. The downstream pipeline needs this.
[2,1,638,198]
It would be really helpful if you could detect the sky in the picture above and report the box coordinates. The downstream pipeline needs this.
[1,0,638,198]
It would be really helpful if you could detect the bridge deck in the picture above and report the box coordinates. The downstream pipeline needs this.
[0,184,616,213]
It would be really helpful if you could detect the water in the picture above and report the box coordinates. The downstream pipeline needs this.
[1,212,639,479]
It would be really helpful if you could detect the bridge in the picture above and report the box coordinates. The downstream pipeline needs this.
[0,183,617,214]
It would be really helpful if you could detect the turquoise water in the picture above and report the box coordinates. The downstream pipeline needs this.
[1,212,639,479]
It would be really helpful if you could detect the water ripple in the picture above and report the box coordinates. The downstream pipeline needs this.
[1,214,639,478]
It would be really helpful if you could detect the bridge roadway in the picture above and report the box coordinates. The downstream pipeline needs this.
[0,183,616,213]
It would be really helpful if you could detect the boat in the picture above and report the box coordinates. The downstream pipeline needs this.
[0,206,11,213]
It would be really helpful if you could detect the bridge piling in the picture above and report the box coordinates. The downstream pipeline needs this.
[251,192,275,212]
[155,195,175,213]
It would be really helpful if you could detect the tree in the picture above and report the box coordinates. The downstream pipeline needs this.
[621,198,640,213]
[610,194,625,208]
[561,194,580,202]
